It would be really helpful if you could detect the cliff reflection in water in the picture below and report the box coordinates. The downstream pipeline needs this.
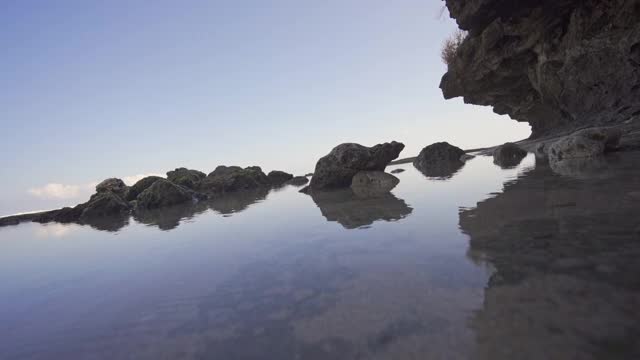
[308,189,413,229]
[460,153,640,359]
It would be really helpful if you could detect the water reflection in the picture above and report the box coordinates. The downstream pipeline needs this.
[460,152,640,359]
[413,161,465,180]
[133,201,210,231]
[209,187,269,215]
[308,189,413,229]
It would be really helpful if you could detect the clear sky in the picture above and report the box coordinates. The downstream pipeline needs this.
[0,0,530,216]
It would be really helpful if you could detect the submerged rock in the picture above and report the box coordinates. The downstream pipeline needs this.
[390,168,405,174]
[136,179,193,209]
[413,142,465,178]
[351,171,399,193]
[166,168,206,189]
[493,143,528,168]
[126,176,164,201]
[548,127,622,163]
[267,170,294,186]
[310,141,405,191]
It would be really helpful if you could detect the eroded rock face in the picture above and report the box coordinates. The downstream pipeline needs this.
[493,142,528,168]
[96,178,128,196]
[413,142,465,178]
[351,171,399,194]
[166,168,206,189]
[310,142,405,190]
[136,179,193,209]
[202,166,271,193]
[267,170,294,186]
[441,0,640,138]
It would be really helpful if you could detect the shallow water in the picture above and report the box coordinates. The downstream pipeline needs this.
[1,153,639,359]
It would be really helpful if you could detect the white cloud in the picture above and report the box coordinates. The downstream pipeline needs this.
[27,173,164,200]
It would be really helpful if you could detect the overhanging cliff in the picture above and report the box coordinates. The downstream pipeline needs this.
[440,0,640,138]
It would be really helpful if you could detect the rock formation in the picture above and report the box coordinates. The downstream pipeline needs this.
[413,142,466,178]
[166,168,207,189]
[309,141,405,191]
[267,170,294,186]
[493,142,528,168]
[441,0,640,138]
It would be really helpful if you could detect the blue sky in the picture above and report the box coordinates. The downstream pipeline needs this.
[0,0,530,215]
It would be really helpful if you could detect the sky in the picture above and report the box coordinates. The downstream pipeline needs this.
[0,0,530,216]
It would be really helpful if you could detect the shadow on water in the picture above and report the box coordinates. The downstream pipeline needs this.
[459,153,640,359]
[308,189,413,229]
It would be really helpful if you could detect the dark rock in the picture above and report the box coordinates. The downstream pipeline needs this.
[126,176,164,201]
[136,179,193,209]
[299,185,311,194]
[286,176,309,186]
[81,192,131,218]
[493,142,528,168]
[96,178,128,196]
[310,141,405,191]
[267,170,294,186]
[134,201,209,231]
[305,173,314,177]
[441,0,640,138]
[202,166,271,193]
[390,168,405,174]
[166,168,206,189]
[413,142,465,179]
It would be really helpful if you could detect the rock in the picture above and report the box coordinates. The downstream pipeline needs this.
[286,176,309,186]
[493,143,528,168]
[548,128,622,163]
[299,185,311,194]
[267,170,294,186]
[310,141,405,190]
[351,171,399,194]
[202,166,271,193]
[390,168,405,174]
[305,173,314,177]
[96,178,128,196]
[136,179,193,209]
[460,154,475,162]
[81,192,131,218]
[413,142,465,178]
[440,0,640,138]
[126,176,164,201]
[166,168,206,189]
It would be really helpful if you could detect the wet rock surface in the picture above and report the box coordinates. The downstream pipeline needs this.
[310,142,405,191]
[136,179,193,210]
[413,142,466,179]
[268,170,294,186]
[166,168,207,190]
[351,171,399,194]
[441,0,640,138]
[125,176,164,201]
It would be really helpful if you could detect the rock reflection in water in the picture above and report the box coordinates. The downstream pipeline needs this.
[414,162,465,180]
[208,187,269,215]
[309,189,412,229]
[133,201,210,230]
[460,152,640,359]
[81,214,130,232]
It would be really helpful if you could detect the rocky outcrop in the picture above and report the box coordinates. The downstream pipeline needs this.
[351,171,399,194]
[166,168,206,189]
[267,170,294,186]
[136,179,193,209]
[441,0,640,138]
[202,166,271,193]
[413,142,466,178]
[81,192,131,218]
[548,127,621,163]
[493,142,528,168]
[309,141,405,191]
[96,178,128,197]
[125,176,164,201]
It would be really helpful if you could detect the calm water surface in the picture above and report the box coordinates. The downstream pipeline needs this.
[1,154,639,359]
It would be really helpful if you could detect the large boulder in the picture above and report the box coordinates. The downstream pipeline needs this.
[351,171,399,194]
[136,179,193,209]
[166,168,206,189]
[548,127,622,163]
[413,142,465,178]
[309,141,405,191]
[125,176,164,201]
[286,176,309,187]
[202,166,271,193]
[267,170,294,186]
[493,142,528,168]
[96,178,128,196]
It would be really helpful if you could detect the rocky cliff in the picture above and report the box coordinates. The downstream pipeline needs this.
[440,0,640,138]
